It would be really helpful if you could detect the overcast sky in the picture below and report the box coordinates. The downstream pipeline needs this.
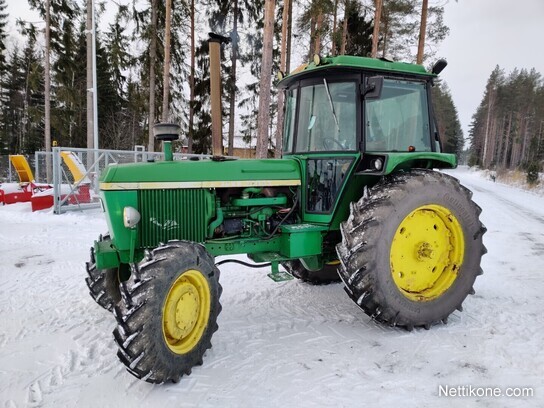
[438,0,544,139]
[5,0,544,143]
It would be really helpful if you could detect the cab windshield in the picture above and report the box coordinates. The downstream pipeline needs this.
[283,81,357,153]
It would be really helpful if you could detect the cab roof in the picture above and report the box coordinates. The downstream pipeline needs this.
[278,55,434,88]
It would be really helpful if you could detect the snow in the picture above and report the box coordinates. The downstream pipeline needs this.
[1,167,543,407]
[0,183,24,194]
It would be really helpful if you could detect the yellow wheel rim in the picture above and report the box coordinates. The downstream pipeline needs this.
[162,269,211,354]
[390,205,464,302]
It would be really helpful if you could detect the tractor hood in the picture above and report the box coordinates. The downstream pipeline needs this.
[99,158,301,190]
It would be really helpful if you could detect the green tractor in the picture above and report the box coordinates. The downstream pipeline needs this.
[86,54,486,384]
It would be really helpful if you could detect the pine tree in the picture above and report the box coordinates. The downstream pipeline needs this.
[192,40,212,154]
[469,66,543,171]
[2,48,24,153]
[432,82,463,156]
[0,0,8,71]
[335,0,373,56]
[0,0,9,153]
[297,0,334,59]
[133,0,190,151]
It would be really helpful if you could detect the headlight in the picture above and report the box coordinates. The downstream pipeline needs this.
[123,206,141,229]
[372,158,383,171]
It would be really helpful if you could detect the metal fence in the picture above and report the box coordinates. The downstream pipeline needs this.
[39,147,212,214]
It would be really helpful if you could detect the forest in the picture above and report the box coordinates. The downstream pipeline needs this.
[0,0,463,158]
[469,66,544,181]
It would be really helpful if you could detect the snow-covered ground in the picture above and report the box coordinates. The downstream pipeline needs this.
[1,167,543,407]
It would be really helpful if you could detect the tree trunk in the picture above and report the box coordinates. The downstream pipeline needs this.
[502,111,512,167]
[255,0,276,159]
[148,0,158,152]
[496,115,505,167]
[482,89,494,168]
[489,116,497,165]
[275,0,290,158]
[227,0,239,157]
[331,0,338,56]
[314,10,323,56]
[309,15,316,58]
[286,0,292,73]
[520,109,530,164]
[340,0,348,55]
[187,0,195,153]
[381,15,388,57]
[416,0,428,65]
[86,0,93,168]
[45,0,52,182]
[161,0,172,122]
[371,0,382,58]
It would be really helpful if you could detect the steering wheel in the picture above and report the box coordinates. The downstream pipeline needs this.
[322,137,345,151]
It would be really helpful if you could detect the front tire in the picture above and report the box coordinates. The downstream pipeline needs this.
[85,234,121,312]
[113,240,222,383]
[336,170,487,330]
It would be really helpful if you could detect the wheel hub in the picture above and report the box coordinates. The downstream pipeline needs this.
[390,205,464,301]
[416,242,434,260]
[162,270,211,354]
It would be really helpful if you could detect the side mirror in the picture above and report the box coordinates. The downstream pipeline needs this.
[432,59,448,75]
[364,76,384,99]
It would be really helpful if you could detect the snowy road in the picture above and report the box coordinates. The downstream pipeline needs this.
[0,167,543,407]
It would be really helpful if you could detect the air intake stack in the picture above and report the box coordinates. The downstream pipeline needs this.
[153,122,180,161]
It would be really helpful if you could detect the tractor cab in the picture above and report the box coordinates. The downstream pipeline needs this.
[278,55,455,226]
[279,55,447,158]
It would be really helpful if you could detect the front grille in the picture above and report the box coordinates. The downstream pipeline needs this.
[138,189,211,247]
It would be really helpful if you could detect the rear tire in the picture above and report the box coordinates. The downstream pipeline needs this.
[281,260,341,285]
[112,240,222,383]
[336,170,487,330]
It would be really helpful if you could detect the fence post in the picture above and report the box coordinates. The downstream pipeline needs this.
[8,156,12,182]
[52,147,61,214]
[34,152,39,183]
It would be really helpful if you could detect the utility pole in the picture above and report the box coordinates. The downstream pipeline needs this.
[45,0,51,182]
[86,0,93,168]
[91,0,98,152]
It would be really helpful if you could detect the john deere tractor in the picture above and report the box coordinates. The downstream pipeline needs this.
[86,54,486,384]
